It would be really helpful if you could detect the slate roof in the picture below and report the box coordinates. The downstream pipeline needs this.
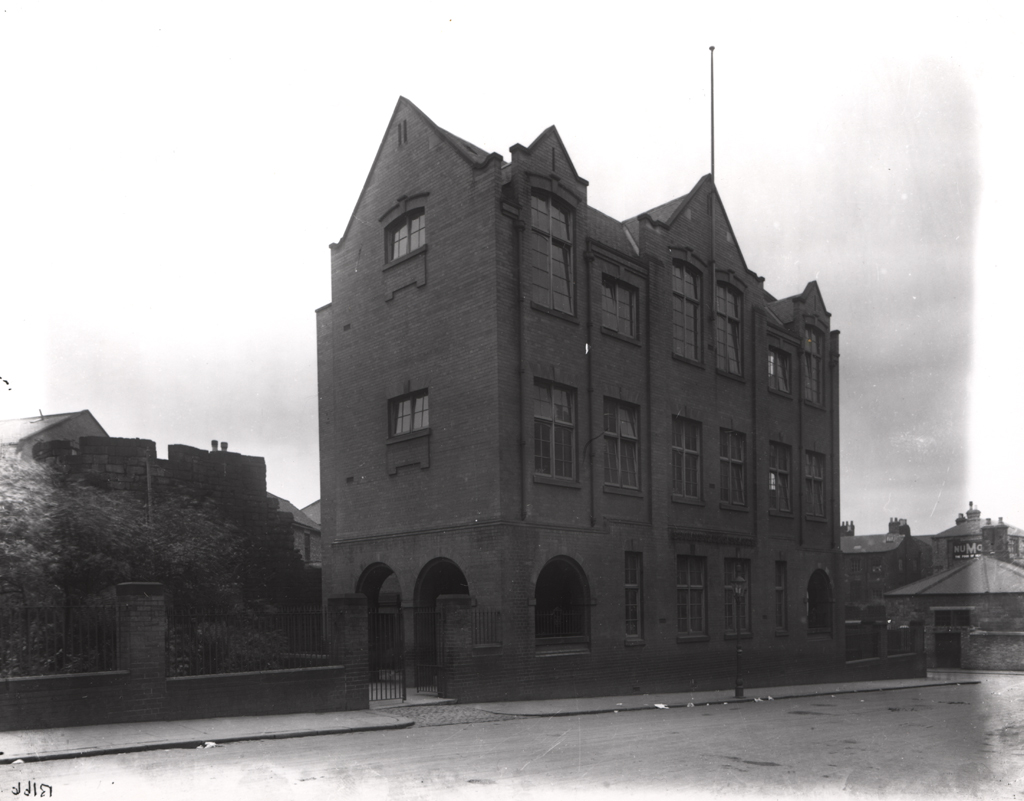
[301,500,321,526]
[0,410,107,447]
[841,534,906,554]
[268,493,321,533]
[588,206,640,257]
[885,555,1024,597]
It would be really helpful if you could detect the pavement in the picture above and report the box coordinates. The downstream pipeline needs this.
[0,674,980,765]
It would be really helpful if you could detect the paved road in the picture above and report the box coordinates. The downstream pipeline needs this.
[6,676,1023,800]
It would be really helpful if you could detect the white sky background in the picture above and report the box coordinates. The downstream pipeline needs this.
[1,3,1020,536]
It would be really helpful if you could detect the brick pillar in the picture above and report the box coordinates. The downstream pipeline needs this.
[874,620,888,661]
[437,594,473,701]
[329,594,368,710]
[115,582,167,722]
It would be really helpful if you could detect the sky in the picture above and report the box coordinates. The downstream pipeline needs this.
[1,3,1021,536]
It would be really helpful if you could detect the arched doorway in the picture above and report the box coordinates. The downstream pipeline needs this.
[357,562,402,608]
[414,558,469,606]
[806,570,833,634]
[534,556,590,645]
[356,563,405,701]
[413,558,470,695]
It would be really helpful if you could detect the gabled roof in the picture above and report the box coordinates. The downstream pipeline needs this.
[515,125,587,186]
[841,534,906,554]
[626,176,707,229]
[886,555,1024,597]
[768,281,830,323]
[268,492,321,533]
[0,410,107,447]
[332,97,503,248]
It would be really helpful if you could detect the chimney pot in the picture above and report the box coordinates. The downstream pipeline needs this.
[211,440,218,452]
[221,442,228,451]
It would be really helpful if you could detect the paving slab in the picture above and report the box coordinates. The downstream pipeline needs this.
[0,710,412,765]
[474,677,979,717]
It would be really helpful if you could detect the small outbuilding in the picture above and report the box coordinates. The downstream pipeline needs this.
[886,554,1024,670]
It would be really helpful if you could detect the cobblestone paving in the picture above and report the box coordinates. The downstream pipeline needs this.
[375,705,522,727]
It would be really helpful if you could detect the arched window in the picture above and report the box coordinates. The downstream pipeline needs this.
[803,326,823,404]
[534,557,589,644]
[530,192,574,315]
[806,570,833,634]
[715,284,742,375]
[672,263,701,361]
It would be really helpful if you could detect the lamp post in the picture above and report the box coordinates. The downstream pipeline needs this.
[733,572,747,698]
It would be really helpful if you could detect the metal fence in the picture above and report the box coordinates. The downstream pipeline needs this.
[166,606,340,677]
[535,606,585,638]
[471,608,501,646]
[0,605,118,678]
[844,622,880,662]
[887,625,915,655]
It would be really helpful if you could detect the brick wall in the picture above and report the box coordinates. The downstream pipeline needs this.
[0,584,365,731]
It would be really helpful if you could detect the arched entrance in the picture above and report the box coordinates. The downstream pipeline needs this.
[806,569,833,634]
[356,563,405,701]
[413,558,470,696]
[534,556,590,644]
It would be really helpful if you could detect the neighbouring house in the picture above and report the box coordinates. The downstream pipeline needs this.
[840,518,932,621]
[886,551,1024,670]
[0,410,107,460]
[916,502,1024,574]
[269,493,322,567]
[301,499,321,527]
[314,97,871,703]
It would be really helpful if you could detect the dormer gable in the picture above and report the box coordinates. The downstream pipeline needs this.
[509,125,588,207]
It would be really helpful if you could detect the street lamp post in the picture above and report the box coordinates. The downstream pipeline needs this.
[733,572,747,698]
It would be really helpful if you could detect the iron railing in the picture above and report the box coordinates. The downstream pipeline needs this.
[844,622,880,662]
[0,605,118,678]
[887,625,915,655]
[167,606,340,677]
[535,606,585,638]
[472,608,501,646]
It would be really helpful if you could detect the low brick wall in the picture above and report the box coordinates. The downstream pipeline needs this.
[964,631,1024,671]
[0,585,366,732]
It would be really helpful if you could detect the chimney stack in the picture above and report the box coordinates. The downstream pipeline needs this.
[211,440,219,452]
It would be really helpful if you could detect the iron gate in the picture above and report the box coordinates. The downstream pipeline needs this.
[413,608,445,696]
[368,607,405,701]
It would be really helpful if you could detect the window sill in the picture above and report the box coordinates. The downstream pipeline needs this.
[774,629,789,637]
[676,634,709,644]
[804,514,828,523]
[767,387,793,399]
[807,628,833,638]
[715,368,746,384]
[768,509,795,519]
[719,503,749,513]
[533,475,581,489]
[624,638,646,647]
[383,244,427,271]
[530,302,579,324]
[386,428,430,445]
[724,632,753,641]
[604,485,643,498]
[671,353,705,369]
[802,398,827,411]
[601,328,641,346]
[671,494,704,506]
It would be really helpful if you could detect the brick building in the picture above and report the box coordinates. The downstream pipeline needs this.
[887,552,1024,670]
[917,503,1024,574]
[840,518,932,621]
[317,98,849,701]
[0,410,107,461]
